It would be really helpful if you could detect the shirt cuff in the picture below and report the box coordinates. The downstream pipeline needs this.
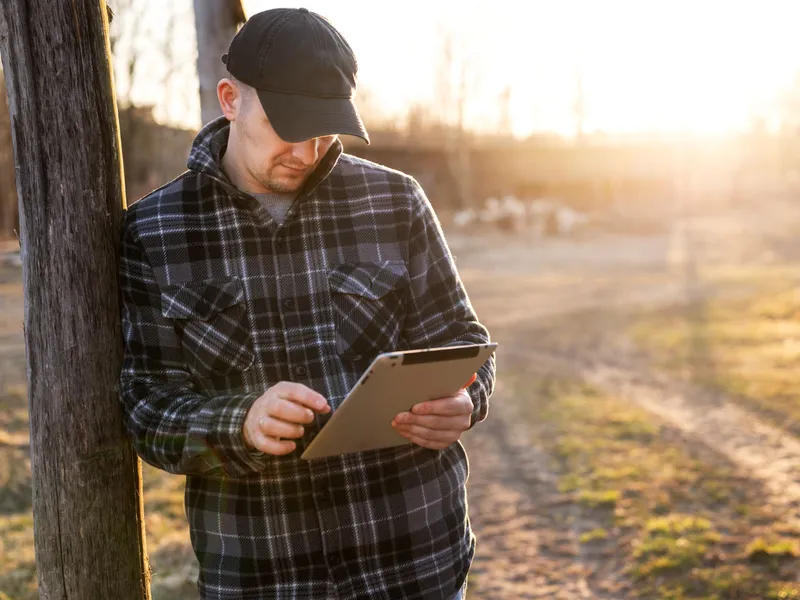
[206,392,272,476]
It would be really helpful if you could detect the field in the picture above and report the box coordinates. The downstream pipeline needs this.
[3,195,800,599]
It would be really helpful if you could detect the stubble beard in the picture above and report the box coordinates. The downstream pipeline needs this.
[255,164,308,194]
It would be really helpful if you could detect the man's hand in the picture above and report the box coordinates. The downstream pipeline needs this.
[243,382,331,455]
[391,373,477,450]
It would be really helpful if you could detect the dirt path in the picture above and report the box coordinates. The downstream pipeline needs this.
[457,234,674,598]
[464,380,618,599]
[590,364,800,519]
[452,218,800,596]
[457,220,800,525]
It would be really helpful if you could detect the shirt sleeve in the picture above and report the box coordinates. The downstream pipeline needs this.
[402,178,496,428]
[118,211,271,477]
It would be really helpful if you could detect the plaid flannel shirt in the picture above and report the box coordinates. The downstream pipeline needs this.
[119,117,496,600]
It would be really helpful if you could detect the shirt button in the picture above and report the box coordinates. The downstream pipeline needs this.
[315,489,330,504]
[275,237,285,248]
[295,365,306,377]
[283,298,296,310]
[329,554,341,566]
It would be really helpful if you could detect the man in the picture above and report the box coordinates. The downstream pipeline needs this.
[119,8,495,600]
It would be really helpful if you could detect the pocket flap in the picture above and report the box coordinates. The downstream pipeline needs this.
[160,278,245,320]
[328,261,409,300]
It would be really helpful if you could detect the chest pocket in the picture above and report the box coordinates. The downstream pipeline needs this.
[328,261,410,360]
[160,277,255,377]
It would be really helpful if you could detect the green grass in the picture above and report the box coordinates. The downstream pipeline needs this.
[580,527,610,543]
[630,515,721,579]
[746,537,800,564]
[511,373,800,599]
[578,489,620,509]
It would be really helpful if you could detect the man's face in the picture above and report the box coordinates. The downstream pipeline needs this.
[233,88,337,194]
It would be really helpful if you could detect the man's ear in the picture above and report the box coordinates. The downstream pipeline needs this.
[217,78,240,121]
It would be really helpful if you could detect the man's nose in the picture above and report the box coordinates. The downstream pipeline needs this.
[291,138,320,166]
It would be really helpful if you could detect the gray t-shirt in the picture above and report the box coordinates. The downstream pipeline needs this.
[252,191,296,225]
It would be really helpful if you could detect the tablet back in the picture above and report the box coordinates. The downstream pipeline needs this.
[301,343,497,460]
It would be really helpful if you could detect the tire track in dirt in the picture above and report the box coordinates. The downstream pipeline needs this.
[510,345,800,524]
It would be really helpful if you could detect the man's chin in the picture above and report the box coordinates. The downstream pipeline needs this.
[266,177,305,194]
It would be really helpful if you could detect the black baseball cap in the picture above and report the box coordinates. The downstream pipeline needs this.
[222,8,370,144]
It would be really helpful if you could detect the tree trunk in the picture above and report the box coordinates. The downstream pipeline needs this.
[0,71,17,239]
[0,1,150,599]
[194,0,246,125]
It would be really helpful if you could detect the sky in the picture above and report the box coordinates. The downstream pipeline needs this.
[116,0,800,137]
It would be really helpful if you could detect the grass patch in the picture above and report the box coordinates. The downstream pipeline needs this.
[0,462,195,600]
[0,513,36,599]
[580,528,609,543]
[578,489,619,509]
[510,373,800,599]
[768,582,800,599]
[746,537,800,564]
[630,278,800,431]
[630,515,721,579]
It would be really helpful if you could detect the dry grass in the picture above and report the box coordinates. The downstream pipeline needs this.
[630,268,800,433]
[0,271,197,600]
[511,373,800,599]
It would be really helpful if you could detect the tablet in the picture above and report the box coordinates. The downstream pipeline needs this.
[300,342,497,460]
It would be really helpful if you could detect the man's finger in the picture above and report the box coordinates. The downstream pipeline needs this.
[392,422,461,444]
[397,431,453,451]
[250,432,297,456]
[393,413,470,431]
[271,381,330,413]
[258,416,305,439]
[410,391,472,417]
[269,398,316,425]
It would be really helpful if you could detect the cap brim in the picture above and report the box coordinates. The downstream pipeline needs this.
[256,90,370,145]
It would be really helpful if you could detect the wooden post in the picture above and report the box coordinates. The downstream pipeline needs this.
[0,1,150,598]
[193,0,246,125]
[0,71,18,239]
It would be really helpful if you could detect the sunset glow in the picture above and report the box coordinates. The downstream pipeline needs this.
[243,0,800,137]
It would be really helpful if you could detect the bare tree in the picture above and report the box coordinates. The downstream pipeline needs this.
[574,69,586,142]
[0,1,150,597]
[777,70,800,189]
[498,85,513,137]
[433,24,479,208]
[194,0,246,125]
[108,0,149,107]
